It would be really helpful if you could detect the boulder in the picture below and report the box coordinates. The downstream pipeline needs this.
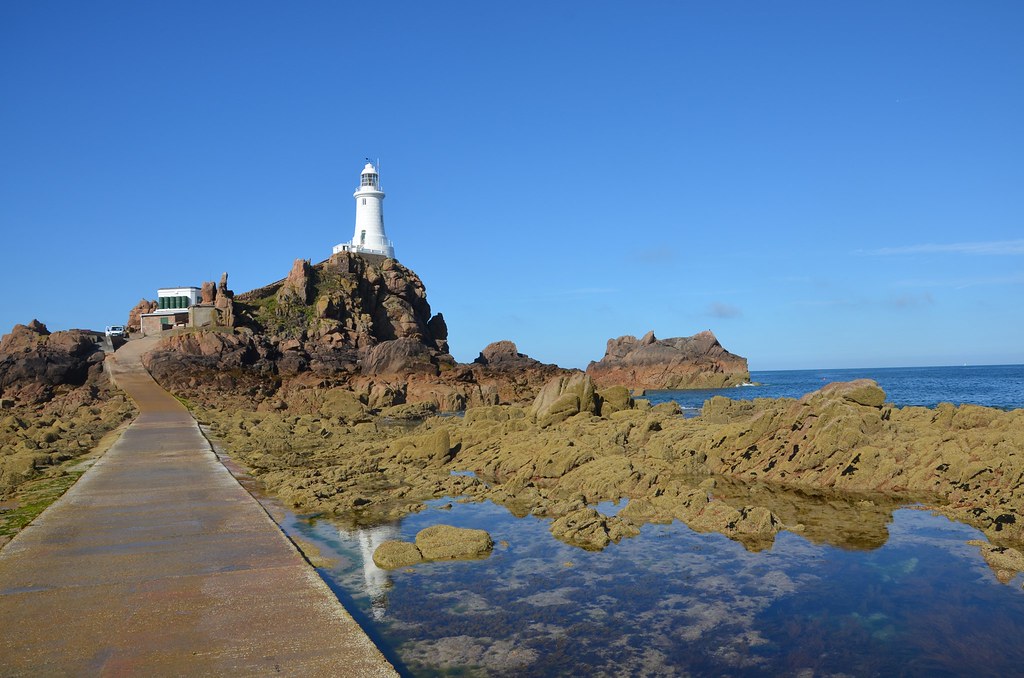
[586,330,749,390]
[373,540,424,569]
[414,524,493,561]
[530,373,598,427]
[361,338,440,377]
[812,379,887,408]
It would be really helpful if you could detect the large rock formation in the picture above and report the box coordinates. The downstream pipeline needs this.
[587,330,749,390]
[0,321,105,405]
[143,253,470,409]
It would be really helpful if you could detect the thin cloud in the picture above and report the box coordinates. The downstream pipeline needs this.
[857,239,1024,256]
[629,247,676,264]
[896,273,1024,289]
[707,302,741,318]
[890,292,933,308]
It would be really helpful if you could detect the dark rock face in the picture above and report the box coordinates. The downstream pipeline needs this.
[586,330,749,390]
[474,340,540,369]
[471,341,573,406]
[0,321,104,404]
[277,259,313,305]
[362,337,440,377]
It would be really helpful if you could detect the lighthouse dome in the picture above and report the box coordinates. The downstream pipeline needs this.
[361,163,377,175]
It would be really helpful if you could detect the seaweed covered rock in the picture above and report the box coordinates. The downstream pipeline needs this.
[530,373,599,427]
[415,524,494,561]
[373,540,425,569]
[372,525,494,569]
[549,507,640,550]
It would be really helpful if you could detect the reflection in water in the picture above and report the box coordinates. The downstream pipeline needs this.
[342,523,400,620]
[704,476,921,551]
[298,492,1024,676]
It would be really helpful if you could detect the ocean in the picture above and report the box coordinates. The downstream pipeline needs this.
[643,363,1024,414]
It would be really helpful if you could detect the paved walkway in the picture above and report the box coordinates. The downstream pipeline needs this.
[0,337,398,676]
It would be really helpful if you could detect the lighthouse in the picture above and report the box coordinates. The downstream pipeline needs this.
[333,161,395,259]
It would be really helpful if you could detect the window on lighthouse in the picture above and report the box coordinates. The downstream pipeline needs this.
[360,230,366,245]
[361,173,377,187]
[362,198,366,205]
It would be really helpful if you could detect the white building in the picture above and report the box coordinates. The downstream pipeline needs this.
[333,161,396,259]
[156,287,202,310]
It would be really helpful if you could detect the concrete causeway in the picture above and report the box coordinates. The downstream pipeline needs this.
[0,337,398,676]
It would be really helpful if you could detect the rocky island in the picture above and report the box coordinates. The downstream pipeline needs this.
[587,329,750,390]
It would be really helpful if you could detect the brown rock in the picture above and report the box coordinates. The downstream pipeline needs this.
[200,281,216,305]
[0,321,103,404]
[586,330,749,390]
[474,341,541,369]
[126,299,158,333]
[469,341,571,407]
[278,259,314,305]
[362,338,440,377]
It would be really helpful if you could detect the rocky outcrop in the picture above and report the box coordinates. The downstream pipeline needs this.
[362,338,442,377]
[200,281,216,305]
[471,341,573,406]
[214,272,235,327]
[550,507,639,550]
[587,330,749,390]
[0,321,105,405]
[145,255,565,412]
[277,259,313,305]
[126,299,158,334]
[474,341,539,369]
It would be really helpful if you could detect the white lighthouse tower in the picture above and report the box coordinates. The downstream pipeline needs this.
[333,161,395,259]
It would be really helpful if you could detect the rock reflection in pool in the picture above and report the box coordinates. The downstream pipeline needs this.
[302,494,1024,676]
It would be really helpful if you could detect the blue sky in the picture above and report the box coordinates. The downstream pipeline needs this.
[2,2,1021,370]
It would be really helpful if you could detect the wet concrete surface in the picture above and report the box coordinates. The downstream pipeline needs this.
[0,336,398,676]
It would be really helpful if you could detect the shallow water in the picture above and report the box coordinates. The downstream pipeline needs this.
[285,494,1024,677]
[235,365,1024,675]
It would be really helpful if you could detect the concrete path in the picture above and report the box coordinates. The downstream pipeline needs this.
[0,337,398,676]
